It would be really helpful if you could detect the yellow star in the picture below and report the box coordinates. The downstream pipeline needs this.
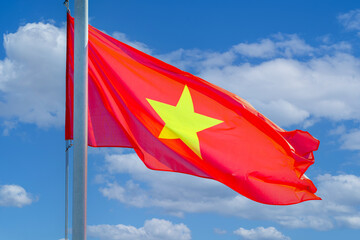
[147,85,223,159]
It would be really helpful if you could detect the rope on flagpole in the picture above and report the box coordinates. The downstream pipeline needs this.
[66,141,73,152]
[64,2,72,239]
[64,2,71,240]
[65,140,72,240]
[64,0,70,12]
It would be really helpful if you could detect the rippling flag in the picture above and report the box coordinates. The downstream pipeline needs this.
[65,13,320,205]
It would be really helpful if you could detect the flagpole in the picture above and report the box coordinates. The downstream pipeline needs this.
[73,0,88,239]
[65,140,71,240]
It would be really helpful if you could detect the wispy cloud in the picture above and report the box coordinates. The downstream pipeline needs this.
[234,226,290,240]
[87,218,191,240]
[329,126,360,151]
[214,228,227,235]
[340,129,360,150]
[233,34,314,59]
[98,153,360,231]
[112,32,152,54]
[338,9,360,32]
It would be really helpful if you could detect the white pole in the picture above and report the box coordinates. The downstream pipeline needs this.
[73,0,88,240]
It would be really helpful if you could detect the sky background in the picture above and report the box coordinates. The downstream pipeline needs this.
[1,0,360,239]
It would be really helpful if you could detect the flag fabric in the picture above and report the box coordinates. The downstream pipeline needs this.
[66,13,320,205]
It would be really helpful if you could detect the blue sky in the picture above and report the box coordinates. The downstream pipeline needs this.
[1,0,360,239]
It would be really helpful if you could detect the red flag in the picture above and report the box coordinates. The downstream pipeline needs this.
[66,13,320,205]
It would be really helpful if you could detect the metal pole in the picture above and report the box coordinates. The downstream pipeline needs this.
[73,0,88,240]
[65,140,70,240]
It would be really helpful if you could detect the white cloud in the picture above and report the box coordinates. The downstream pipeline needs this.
[316,174,360,206]
[0,22,66,128]
[0,184,35,207]
[200,53,360,127]
[330,126,360,151]
[251,99,310,127]
[338,9,360,31]
[335,215,360,229]
[2,20,360,131]
[155,34,360,128]
[156,48,236,72]
[233,34,313,58]
[87,218,191,240]
[234,226,290,240]
[232,39,276,58]
[98,153,360,231]
[0,22,152,133]
[100,154,235,216]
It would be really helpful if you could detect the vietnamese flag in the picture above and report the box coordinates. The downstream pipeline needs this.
[66,13,320,205]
